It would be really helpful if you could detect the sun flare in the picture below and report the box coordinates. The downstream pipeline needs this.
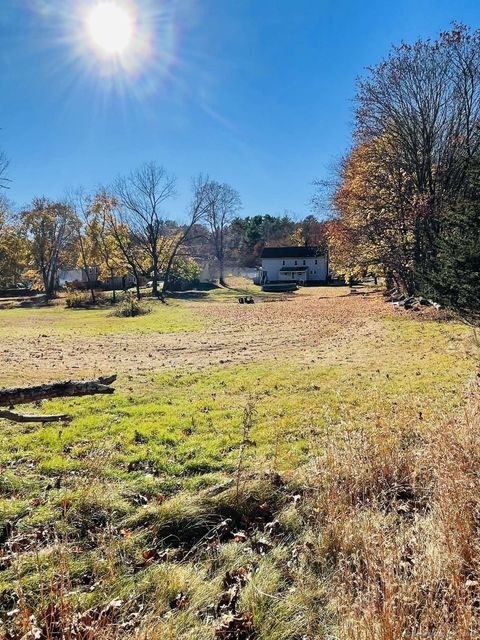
[87,2,133,55]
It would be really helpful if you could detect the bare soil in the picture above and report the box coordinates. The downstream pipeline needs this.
[1,289,412,385]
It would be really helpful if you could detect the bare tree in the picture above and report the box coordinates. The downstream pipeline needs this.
[204,181,241,285]
[0,151,10,190]
[160,175,212,299]
[114,163,177,297]
[108,202,144,301]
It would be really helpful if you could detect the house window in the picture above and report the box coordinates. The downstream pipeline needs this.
[282,260,285,265]
[294,260,297,265]
[303,260,306,265]
[315,259,317,265]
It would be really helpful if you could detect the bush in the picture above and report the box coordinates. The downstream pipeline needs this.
[65,290,90,308]
[112,291,151,317]
[168,256,202,291]
[65,289,106,308]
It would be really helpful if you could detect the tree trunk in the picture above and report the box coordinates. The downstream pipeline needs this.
[0,409,72,423]
[110,268,116,303]
[85,269,96,303]
[219,259,227,287]
[130,266,141,300]
[46,270,57,300]
[161,250,178,302]
[152,256,159,298]
[0,375,117,408]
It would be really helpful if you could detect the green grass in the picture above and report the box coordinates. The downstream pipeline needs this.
[1,316,472,495]
[0,300,205,338]
[0,277,277,338]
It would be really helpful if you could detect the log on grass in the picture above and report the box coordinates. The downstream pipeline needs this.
[0,409,72,424]
[0,375,117,409]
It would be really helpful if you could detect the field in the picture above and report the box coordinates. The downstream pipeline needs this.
[0,282,478,639]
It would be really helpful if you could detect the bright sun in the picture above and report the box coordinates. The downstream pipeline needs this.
[87,2,133,55]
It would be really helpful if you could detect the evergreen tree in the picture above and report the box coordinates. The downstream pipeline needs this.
[430,159,480,314]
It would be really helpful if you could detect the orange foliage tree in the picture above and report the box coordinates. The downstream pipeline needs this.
[330,137,418,290]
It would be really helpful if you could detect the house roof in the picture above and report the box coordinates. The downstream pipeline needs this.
[260,246,325,259]
[279,266,308,272]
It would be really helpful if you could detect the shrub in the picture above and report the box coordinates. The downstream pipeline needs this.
[65,289,106,308]
[112,291,151,317]
[168,256,202,291]
[65,290,90,308]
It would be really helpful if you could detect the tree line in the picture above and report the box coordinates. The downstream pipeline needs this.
[320,24,480,313]
[0,159,327,300]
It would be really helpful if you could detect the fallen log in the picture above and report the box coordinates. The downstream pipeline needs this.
[0,375,117,409]
[0,409,72,424]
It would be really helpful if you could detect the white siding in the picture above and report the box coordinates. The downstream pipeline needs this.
[58,269,84,285]
[261,256,327,283]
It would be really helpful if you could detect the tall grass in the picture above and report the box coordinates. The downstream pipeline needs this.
[309,379,480,639]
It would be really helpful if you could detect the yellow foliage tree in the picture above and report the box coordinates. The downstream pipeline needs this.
[331,136,417,290]
[0,209,29,287]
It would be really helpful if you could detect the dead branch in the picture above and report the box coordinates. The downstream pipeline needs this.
[0,410,72,424]
[0,375,117,409]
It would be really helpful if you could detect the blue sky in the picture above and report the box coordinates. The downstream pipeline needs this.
[1,0,480,219]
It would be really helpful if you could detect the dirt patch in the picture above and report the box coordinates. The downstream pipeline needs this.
[1,290,395,385]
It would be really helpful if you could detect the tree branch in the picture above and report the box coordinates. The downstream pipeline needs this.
[0,410,72,423]
[0,375,117,408]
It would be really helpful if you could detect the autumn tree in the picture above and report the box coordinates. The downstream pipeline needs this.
[355,24,480,290]
[68,190,104,303]
[331,137,417,289]
[0,147,26,286]
[323,24,480,295]
[90,190,128,303]
[21,199,76,298]
[290,215,328,249]
[0,203,28,287]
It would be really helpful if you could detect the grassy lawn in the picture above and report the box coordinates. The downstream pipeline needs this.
[0,288,477,639]
[0,300,205,338]
[2,316,472,487]
[0,279,277,339]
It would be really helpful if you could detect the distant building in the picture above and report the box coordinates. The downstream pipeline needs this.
[58,267,136,290]
[58,267,100,287]
[258,246,328,286]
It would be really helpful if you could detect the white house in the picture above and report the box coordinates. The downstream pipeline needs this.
[58,267,137,290]
[258,246,328,285]
[58,267,100,287]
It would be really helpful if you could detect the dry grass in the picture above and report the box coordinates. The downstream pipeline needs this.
[0,286,462,386]
[306,377,480,639]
